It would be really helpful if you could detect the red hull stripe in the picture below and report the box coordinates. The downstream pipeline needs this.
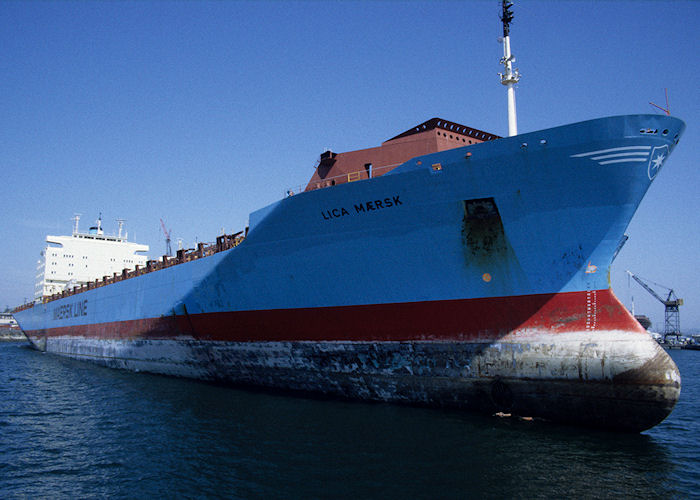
[26,289,644,342]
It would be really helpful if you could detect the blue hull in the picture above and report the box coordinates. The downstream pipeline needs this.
[15,114,685,431]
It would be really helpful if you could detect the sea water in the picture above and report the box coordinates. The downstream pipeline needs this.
[1,341,698,499]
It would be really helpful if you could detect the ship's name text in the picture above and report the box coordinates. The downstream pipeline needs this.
[322,195,402,220]
[53,299,88,320]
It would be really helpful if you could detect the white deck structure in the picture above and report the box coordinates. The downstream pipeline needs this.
[0,312,18,328]
[35,215,149,299]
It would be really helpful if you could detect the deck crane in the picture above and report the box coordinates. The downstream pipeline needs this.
[626,270,683,339]
[160,218,172,257]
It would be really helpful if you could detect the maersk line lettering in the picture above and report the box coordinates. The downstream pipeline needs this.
[321,196,402,221]
[355,196,403,212]
[53,299,88,320]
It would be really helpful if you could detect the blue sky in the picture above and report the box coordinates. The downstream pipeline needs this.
[1,1,698,331]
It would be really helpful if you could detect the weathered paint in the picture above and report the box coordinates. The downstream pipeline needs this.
[22,288,681,431]
[32,328,678,432]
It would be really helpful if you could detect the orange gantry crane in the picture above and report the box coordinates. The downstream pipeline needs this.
[160,218,172,257]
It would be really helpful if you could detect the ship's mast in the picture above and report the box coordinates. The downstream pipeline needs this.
[72,214,81,236]
[116,219,125,239]
[499,1,520,136]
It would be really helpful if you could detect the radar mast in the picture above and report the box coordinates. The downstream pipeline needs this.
[499,1,520,136]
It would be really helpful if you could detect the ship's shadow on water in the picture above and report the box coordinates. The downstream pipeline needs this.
[1,344,686,499]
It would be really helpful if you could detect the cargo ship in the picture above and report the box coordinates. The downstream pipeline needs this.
[0,311,23,341]
[13,3,685,431]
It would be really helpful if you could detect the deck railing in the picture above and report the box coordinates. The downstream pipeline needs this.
[284,162,401,197]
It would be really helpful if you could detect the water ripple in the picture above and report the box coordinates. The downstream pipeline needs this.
[0,342,698,499]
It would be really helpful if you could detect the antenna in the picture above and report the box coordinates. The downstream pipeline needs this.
[116,219,126,239]
[649,88,670,116]
[499,0,520,136]
[72,213,82,235]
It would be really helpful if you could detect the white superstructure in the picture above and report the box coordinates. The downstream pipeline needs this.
[0,312,18,329]
[35,215,149,299]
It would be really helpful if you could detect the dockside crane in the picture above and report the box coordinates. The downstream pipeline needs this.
[626,270,683,339]
[160,218,172,257]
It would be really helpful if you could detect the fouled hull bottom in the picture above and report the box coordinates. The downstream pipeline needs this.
[30,330,680,432]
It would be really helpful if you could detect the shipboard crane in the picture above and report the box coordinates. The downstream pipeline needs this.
[626,270,684,339]
[160,218,172,257]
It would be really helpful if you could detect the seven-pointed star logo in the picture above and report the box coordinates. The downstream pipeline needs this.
[648,145,669,180]
[652,153,665,169]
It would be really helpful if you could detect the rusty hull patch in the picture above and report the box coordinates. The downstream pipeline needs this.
[462,198,508,261]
